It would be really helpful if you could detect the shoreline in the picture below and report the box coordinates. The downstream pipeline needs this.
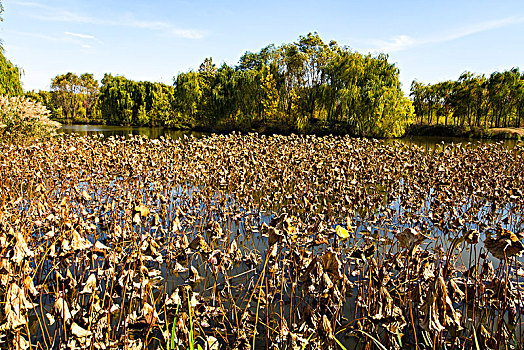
[403,124,524,140]
[57,120,524,140]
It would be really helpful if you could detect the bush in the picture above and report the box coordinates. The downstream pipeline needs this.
[0,96,61,143]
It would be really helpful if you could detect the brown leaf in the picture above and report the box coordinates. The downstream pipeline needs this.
[0,283,34,331]
[320,314,333,340]
[71,322,92,338]
[395,227,429,252]
[484,228,524,260]
[53,296,72,323]
[81,190,92,202]
[80,274,97,294]
[71,229,92,251]
[321,251,344,281]
[12,228,34,264]
[420,276,462,332]
[189,234,211,254]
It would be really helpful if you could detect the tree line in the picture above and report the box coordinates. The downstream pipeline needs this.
[410,69,524,128]
[4,31,523,136]
[26,33,413,137]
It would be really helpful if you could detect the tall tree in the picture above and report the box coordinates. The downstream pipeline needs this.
[411,68,524,129]
[0,52,22,96]
[34,34,417,136]
[80,73,100,119]
[51,73,81,119]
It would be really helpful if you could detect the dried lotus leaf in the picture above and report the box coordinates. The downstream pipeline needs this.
[71,322,92,338]
[81,274,97,294]
[189,234,211,253]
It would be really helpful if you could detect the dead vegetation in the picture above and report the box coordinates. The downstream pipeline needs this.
[0,133,523,349]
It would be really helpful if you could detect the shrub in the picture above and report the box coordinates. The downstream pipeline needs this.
[0,95,61,143]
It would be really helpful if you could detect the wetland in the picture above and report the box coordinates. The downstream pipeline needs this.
[1,130,524,349]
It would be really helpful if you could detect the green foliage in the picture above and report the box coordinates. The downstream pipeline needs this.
[35,33,413,136]
[0,51,23,96]
[99,74,177,126]
[410,68,524,128]
[0,95,61,143]
[167,32,412,136]
[136,104,148,125]
[322,50,412,137]
[49,72,99,122]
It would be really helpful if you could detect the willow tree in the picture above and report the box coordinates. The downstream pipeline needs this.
[0,51,22,96]
[31,33,417,135]
[173,71,202,127]
[50,72,99,121]
[99,74,135,125]
[411,68,524,128]
[169,33,413,135]
[281,33,334,130]
[322,49,412,136]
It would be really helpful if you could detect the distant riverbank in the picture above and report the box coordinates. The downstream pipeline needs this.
[404,124,524,140]
[58,121,524,141]
[58,124,521,151]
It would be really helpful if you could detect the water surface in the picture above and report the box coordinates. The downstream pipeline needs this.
[59,124,204,139]
[59,124,520,149]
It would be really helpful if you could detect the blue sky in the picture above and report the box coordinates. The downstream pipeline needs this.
[2,0,524,94]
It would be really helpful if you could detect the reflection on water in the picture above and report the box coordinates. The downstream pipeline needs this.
[59,124,520,149]
[58,124,205,139]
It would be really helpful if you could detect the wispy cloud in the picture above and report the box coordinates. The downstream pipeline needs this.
[369,16,524,53]
[371,35,416,53]
[118,18,204,39]
[10,30,101,49]
[65,32,95,40]
[168,29,203,40]
[438,16,524,42]
[65,31,103,44]
[14,1,94,23]
[14,1,204,39]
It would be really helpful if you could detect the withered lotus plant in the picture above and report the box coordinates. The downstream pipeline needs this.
[0,133,521,349]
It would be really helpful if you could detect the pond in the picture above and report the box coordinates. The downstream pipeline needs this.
[2,128,524,350]
[59,124,205,139]
[59,124,520,149]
